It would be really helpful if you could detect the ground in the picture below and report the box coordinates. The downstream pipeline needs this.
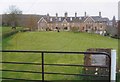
[3,31,118,51]
[2,30,118,80]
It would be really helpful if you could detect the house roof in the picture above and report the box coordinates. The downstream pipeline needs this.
[37,17,47,23]
[38,15,109,23]
[92,16,109,22]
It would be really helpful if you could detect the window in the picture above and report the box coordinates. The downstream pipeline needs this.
[50,18,52,21]
[64,27,68,30]
[95,27,97,30]
[79,17,81,20]
[83,27,84,30]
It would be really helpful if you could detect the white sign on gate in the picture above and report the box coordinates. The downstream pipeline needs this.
[91,55,106,66]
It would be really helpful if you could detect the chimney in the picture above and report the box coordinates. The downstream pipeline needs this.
[99,12,101,17]
[65,12,68,19]
[56,13,58,18]
[112,16,116,27]
[84,12,86,17]
[75,12,77,18]
[47,13,50,20]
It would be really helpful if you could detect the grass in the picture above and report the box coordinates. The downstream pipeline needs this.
[2,27,22,34]
[1,26,23,39]
[2,31,118,80]
[2,26,14,33]
[0,26,1,82]
[3,31,118,51]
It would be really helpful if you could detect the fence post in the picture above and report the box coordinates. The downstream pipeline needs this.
[42,52,44,82]
[111,50,116,82]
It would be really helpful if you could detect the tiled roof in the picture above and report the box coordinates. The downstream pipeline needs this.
[91,16,109,22]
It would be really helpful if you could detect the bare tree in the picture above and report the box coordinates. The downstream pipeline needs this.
[5,5,22,28]
[25,16,37,31]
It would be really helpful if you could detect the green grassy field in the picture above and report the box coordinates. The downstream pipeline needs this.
[3,31,118,51]
[1,26,23,39]
[2,27,22,35]
[2,31,118,80]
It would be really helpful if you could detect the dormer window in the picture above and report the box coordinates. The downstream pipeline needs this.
[50,18,52,21]
[70,17,72,21]
[59,18,61,21]
[79,17,81,20]
[109,21,112,26]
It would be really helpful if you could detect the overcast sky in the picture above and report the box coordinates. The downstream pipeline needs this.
[0,0,119,20]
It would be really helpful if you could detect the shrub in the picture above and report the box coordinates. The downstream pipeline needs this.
[71,27,79,32]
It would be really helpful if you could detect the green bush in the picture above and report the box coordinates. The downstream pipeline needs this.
[117,73,120,82]
[70,27,79,32]
[2,27,23,38]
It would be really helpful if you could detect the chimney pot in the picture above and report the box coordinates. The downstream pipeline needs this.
[99,12,101,17]
[85,12,86,17]
[75,12,77,18]
[65,12,68,19]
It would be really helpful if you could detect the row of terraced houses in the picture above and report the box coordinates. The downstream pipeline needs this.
[37,12,111,35]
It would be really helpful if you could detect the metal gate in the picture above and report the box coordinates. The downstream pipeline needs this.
[0,50,111,82]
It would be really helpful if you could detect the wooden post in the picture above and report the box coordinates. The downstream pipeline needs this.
[111,50,116,81]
